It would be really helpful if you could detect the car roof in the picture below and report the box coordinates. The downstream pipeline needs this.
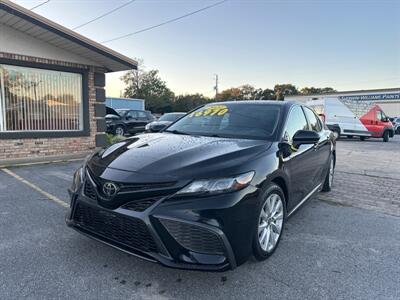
[208,100,299,107]
[116,109,151,112]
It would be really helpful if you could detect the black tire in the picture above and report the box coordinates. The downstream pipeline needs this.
[114,125,125,136]
[253,183,286,261]
[360,136,366,141]
[383,130,389,142]
[321,154,335,192]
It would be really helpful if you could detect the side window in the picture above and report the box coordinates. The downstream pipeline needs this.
[304,107,322,132]
[284,106,309,143]
[137,111,147,119]
[127,111,138,119]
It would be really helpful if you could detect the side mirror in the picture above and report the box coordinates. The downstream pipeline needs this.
[293,130,320,147]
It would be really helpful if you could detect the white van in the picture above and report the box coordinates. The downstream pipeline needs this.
[305,97,394,141]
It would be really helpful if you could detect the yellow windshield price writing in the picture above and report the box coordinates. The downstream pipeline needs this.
[190,105,229,117]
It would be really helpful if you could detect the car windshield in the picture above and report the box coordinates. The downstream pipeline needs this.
[159,113,185,122]
[165,103,281,140]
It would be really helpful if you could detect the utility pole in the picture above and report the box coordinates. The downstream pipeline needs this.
[213,74,219,99]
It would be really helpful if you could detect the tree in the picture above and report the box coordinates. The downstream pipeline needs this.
[173,94,210,111]
[216,87,242,101]
[256,88,276,100]
[121,66,174,113]
[274,84,299,100]
[300,87,336,95]
[239,84,257,100]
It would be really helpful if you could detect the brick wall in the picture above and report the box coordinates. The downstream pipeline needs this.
[0,52,106,162]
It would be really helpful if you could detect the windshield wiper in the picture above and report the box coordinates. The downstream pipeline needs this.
[164,129,191,136]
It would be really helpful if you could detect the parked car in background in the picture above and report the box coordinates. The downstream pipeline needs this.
[145,112,186,132]
[389,117,400,134]
[67,101,336,271]
[106,106,155,136]
[306,98,394,142]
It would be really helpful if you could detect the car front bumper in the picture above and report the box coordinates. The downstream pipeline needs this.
[105,123,115,134]
[66,181,260,271]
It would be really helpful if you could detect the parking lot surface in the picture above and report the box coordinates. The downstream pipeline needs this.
[1,136,399,299]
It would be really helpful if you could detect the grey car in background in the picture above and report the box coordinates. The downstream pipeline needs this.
[145,112,186,132]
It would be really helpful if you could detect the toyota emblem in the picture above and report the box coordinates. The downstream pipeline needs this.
[102,182,119,198]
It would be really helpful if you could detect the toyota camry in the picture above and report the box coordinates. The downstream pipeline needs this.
[66,101,335,271]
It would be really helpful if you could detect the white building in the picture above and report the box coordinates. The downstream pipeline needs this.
[285,88,400,117]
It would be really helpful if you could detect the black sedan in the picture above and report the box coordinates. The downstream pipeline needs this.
[145,112,186,133]
[66,101,335,271]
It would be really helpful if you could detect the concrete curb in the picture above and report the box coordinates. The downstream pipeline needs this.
[0,152,91,168]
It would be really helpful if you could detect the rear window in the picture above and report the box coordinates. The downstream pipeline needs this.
[159,113,185,122]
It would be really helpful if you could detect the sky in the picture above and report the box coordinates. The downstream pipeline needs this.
[14,0,400,97]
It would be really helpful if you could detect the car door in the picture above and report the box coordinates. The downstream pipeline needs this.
[125,110,139,133]
[282,105,318,211]
[303,106,331,186]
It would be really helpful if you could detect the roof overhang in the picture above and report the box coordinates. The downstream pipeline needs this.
[0,0,137,72]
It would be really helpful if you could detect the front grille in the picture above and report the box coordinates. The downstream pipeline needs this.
[121,198,159,212]
[73,203,158,253]
[119,182,176,193]
[160,219,225,255]
[84,180,97,200]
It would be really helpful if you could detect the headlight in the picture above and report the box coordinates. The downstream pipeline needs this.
[71,167,84,192]
[175,171,255,196]
[145,124,151,130]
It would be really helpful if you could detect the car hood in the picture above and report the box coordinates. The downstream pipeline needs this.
[88,133,272,181]
[149,121,172,126]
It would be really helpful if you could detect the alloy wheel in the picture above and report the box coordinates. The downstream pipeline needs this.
[332,131,339,140]
[258,193,284,253]
[328,156,334,187]
[115,127,125,136]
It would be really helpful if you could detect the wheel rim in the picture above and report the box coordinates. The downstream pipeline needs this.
[329,156,334,187]
[258,193,284,252]
[333,131,339,139]
[115,127,124,136]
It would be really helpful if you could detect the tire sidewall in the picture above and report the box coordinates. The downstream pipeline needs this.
[383,131,389,142]
[252,183,286,260]
[322,153,335,192]
[115,125,125,136]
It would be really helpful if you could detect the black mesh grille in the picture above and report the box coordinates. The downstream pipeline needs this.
[73,203,158,253]
[119,182,176,193]
[84,180,97,200]
[160,219,225,255]
[121,198,159,212]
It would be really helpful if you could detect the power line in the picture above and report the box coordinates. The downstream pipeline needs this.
[30,0,50,11]
[72,0,137,30]
[101,0,228,44]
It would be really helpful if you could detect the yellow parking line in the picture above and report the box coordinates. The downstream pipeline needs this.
[1,168,69,208]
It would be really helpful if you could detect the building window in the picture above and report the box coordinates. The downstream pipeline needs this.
[0,64,83,132]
